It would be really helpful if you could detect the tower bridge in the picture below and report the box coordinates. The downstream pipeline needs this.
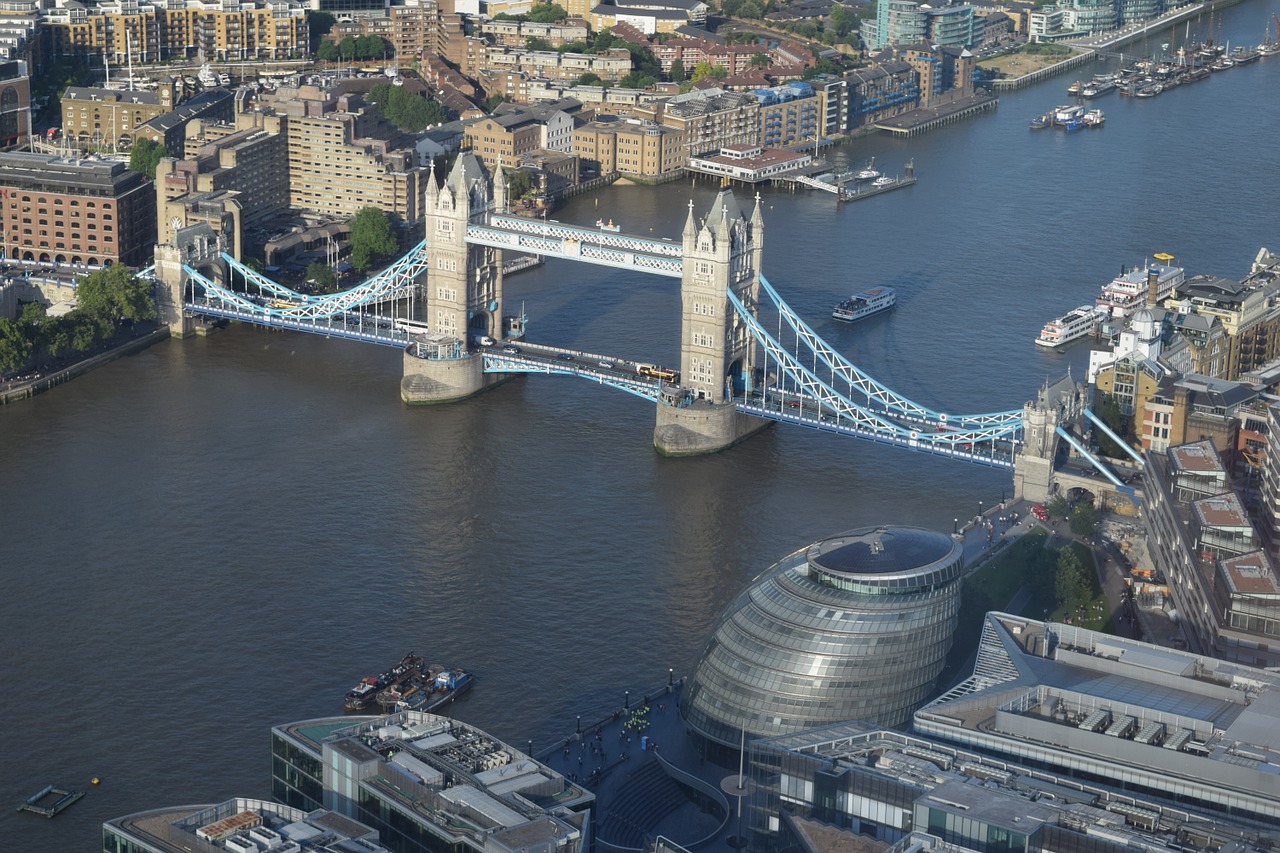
[152,153,1089,500]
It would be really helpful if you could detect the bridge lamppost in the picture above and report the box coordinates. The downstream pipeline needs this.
[953,518,958,534]
[978,500,984,520]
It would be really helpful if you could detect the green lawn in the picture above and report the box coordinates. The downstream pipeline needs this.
[938,530,1111,687]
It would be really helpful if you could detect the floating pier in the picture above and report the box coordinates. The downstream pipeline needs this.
[18,785,85,818]
[838,161,917,203]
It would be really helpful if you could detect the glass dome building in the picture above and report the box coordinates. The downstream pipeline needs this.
[682,526,964,751]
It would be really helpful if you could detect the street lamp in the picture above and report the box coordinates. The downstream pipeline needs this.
[978,500,984,519]
[953,518,958,534]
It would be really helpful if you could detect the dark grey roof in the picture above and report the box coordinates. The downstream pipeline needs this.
[1174,374,1259,410]
[809,526,955,575]
[64,86,160,105]
[1180,274,1248,303]
[139,88,232,133]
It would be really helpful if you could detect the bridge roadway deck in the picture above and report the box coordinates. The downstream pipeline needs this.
[466,215,684,278]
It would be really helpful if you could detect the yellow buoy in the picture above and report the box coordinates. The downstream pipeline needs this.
[91,777,100,785]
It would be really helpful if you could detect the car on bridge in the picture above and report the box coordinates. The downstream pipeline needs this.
[598,360,614,369]
[502,345,521,354]
[556,353,575,361]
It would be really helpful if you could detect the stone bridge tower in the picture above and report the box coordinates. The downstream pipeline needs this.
[153,221,226,339]
[402,153,507,404]
[653,189,769,456]
[1012,373,1088,502]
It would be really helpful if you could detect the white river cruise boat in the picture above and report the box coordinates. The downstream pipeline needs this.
[1036,305,1103,348]
[1096,253,1185,319]
[833,286,896,321]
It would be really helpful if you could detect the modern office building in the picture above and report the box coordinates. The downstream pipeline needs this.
[915,612,1280,827]
[0,152,156,266]
[682,526,965,756]
[271,711,595,853]
[868,0,976,50]
[103,796,392,853]
[749,720,1278,852]
[1141,440,1280,668]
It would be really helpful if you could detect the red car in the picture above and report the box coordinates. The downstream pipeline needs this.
[1030,504,1048,521]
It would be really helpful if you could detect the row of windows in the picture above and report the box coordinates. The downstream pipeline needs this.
[4,196,112,208]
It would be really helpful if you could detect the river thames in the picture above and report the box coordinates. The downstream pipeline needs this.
[2,5,1278,846]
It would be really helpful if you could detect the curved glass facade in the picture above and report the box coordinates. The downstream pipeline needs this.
[682,526,964,749]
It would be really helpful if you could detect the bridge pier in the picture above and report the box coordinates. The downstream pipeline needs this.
[654,401,770,456]
[401,349,514,404]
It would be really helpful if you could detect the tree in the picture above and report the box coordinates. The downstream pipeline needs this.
[525,2,567,22]
[317,40,340,62]
[737,0,764,18]
[669,59,686,82]
[1045,494,1070,520]
[575,72,604,86]
[1069,501,1098,538]
[505,168,531,199]
[829,3,855,37]
[305,262,337,290]
[75,265,156,325]
[1095,392,1128,457]
[338,36,357,61]
[1055,547,1090,610]
[691,61,727,82]
[349,207,396,271]
[483,94,509,112]
[0,318,32,375]
[128,138,170,179]
[307,11,336,51]
[748,51,771,69]
[616,72,657,89]
[525,36,553,52]
[368,82,446,131]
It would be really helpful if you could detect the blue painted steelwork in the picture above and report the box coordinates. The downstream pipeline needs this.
[1082,408,1145,467]
[755,274,1023,430]
[1055,426,1126,488]
[181,265,414,347]
[729,286,1019,467]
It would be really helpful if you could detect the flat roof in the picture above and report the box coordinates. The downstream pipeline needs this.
[1193,492,1250,530]
[1220,552,1280,597]
[914,613,1280,822]
[1169,440,1225,474]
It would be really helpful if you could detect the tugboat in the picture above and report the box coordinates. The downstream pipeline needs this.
[1029,113,1051,130]
[343,651,424,712]
[344,652,473,714]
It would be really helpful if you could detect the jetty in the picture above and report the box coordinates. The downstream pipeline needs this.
[874,92,998,137]
[18,784,85,818]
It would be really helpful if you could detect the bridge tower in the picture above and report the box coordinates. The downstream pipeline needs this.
[653,188,770,456]
[1012,374,1088,502]
[402,153,507,404]
[153,221,227,339]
